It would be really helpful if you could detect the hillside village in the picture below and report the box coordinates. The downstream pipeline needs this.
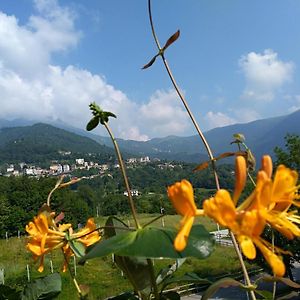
[1,153,179,179]
[1,154,151,177]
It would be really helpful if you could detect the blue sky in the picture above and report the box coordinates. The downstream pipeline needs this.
[0,0,300,140]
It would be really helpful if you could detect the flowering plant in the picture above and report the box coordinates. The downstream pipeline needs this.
[21,1,300,299]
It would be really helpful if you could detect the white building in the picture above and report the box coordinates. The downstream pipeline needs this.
[140,156,150,163]
[123,189,140,197]
[6,164,14,173]
[127,158,137,164]
[75,158,85,165]
[63,165,70,173]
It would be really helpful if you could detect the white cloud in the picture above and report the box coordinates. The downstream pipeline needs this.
[239,49,294,101]
[0,1,79,78]
[0,1,192,141]
[139,89,191,137]
[204,111,236,130]
[287,95,300,113]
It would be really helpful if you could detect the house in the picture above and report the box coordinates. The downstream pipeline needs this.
[127,158,137,164]
[75,158,85,165]
[63,165,70,173]
[139,156,150,163]
[123,189,140,197]
[6,164,14,173]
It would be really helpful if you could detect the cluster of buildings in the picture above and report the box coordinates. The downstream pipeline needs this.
[1,156,152,178]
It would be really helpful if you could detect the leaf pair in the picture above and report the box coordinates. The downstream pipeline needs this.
[142,30,180,69]
[86,102,117,131]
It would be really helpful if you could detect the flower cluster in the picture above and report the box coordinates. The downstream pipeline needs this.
[168,155,300,276]
[26,209,100,272]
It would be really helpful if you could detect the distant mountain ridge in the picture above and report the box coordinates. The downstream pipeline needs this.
[92,109,300,162]
[0,123,114,164]
[0,109,299,164]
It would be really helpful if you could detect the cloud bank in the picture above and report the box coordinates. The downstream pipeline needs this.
[239,49,294,101]
[0,0,191,141]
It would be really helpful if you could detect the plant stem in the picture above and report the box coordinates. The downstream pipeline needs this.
[47,176,64,206]
[147,1,256,299]
[104,122,140,229]
[61,249,83,297]
[147,0,220,190]
[272,230,277,300]
[230,232,257,300]
[147,259,160,299]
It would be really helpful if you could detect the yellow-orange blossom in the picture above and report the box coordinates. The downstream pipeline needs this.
[168,155,300,277]
[167,179,203,251]
[26,210,100,272]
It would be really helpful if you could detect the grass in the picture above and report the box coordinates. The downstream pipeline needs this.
[0,214,257,299]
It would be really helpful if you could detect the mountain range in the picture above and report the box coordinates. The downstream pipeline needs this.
[93,109,300,163]
[0,109,299,164]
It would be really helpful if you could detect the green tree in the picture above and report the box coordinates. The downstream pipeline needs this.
[274,134,300,172]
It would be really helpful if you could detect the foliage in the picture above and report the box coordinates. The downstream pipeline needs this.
[274,134,300,172]
[0,123,113,165]
[0,273,62,300]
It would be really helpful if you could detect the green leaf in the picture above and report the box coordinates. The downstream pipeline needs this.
[99,111,117,125]
[156,258,186,285]
[21,273,61,300]
[201,277,242,300]
[106,292,139,300]
[104,216,130,237]
[0,285,22,300]
[160,291,180,300]
[162,272,211,291]
[79,224,214,263]
[277,291,300,300]
[114,256,152,292]
[255,275,300,289]
[68,239,86,258]
[86,116,99,131]
[105,216,152,293]
[233,133,245,142]
[254,290,273,300]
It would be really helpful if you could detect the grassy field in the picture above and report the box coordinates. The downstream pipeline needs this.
[0,214,255,299]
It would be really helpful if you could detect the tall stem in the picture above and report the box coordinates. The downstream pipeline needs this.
[104,122,140,229]
[230,232,256,300]
[147,0,220,190]
[147,259,160,299]
[147,1,256,299]
[61,249,83,297]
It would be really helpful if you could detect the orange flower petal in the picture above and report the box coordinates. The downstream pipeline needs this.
[174,216,194,252]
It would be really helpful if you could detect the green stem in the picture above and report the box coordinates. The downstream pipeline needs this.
[237,143,256,186]
[61,249,83,297]
[147,2,256,299]
[230,232,257,300]
[104,122,140,229]
[272,230,277,300]
[147,0,220,190]
[147,259,159,300]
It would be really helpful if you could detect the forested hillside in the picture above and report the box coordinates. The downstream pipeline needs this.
[0,123,114,165]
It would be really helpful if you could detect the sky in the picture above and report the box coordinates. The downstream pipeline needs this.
[0,0,300,141]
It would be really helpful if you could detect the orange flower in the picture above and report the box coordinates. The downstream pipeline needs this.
[26,211,100,272]
[203,156,289,276]
[167,180,203,251]
[26,212,69,272]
